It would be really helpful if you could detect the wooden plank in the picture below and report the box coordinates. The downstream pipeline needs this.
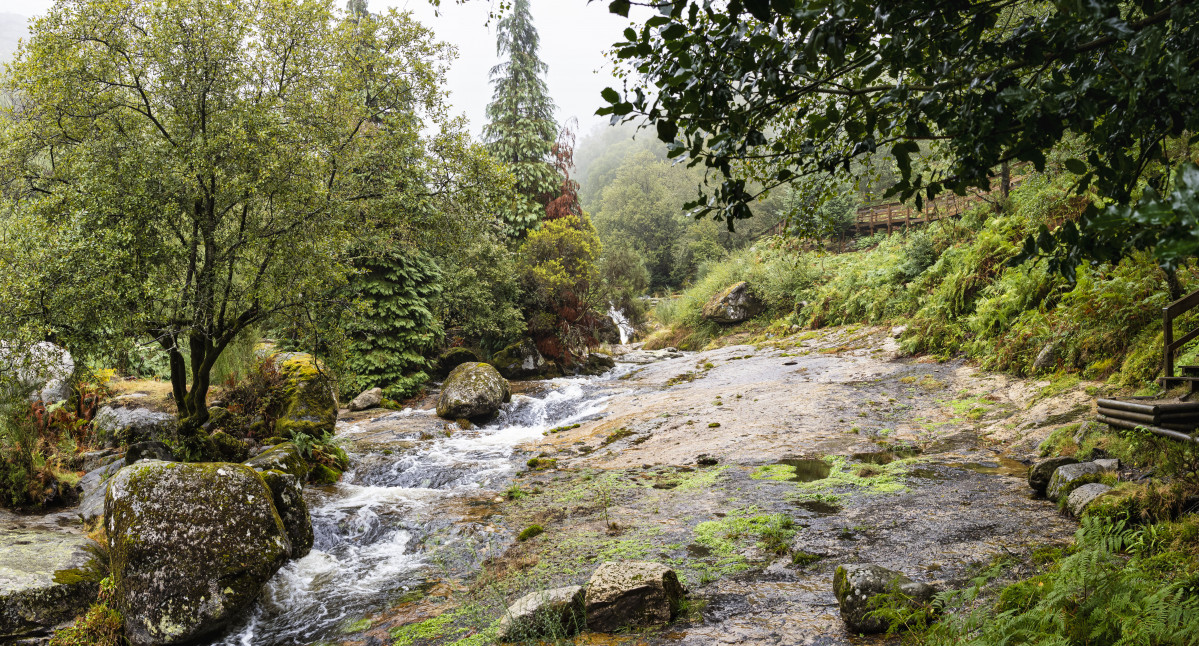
[1166,289,1199,317]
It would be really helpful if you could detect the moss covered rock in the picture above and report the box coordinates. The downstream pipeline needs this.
[702,281,765,324]
[209,431,250,462]
[105,461,292,645]
[436,362,511,420]
[585,561,684,632]
[274,354,338,438]
[260,470,314,559]
[490,339,549,379]
[243,442,310,481]
[833,563,936,634]
[0,528,98,640]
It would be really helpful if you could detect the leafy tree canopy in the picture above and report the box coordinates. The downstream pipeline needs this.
[598,0,1199,277]
[0,0,486,430]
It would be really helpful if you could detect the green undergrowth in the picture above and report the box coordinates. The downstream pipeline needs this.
[648,172,1199,386]
[915,516,1199,646]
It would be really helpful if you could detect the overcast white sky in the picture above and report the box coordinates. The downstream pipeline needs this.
[0,0,641,138]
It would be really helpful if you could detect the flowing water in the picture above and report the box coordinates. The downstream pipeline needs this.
[216,372,631,646]
[606,305,634,345]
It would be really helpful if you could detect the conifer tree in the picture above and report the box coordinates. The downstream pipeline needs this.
[483,0,560,236]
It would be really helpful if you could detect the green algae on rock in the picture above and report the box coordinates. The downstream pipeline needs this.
[0,528,98,640]
[105,461,292,645]
[436,362,511,419]
[260,469,314,558]
[244,442,310,481]
[274,354,338,438]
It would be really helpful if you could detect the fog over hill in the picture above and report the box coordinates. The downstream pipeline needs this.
[0,14,28,63]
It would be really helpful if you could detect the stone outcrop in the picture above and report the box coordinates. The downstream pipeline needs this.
[1,341,75,403]
[616,348,685,364]
[497,585,585,642]
[105,461,292,645]
[0,528,98,640]
[581,352,616,376]
[1028,456,1078,495]
[585,561,684,632]
[347,387,383,412]
[833,563,936,634]
[274,354,338,438]
[490,339,549,379]
[702,282,765,324]
[436,362,511,420]
[79,460,126,524]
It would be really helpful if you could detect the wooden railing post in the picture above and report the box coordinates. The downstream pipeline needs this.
[1165,307,1176,381]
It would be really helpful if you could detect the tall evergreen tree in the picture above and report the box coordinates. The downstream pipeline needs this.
[483,0,560,237]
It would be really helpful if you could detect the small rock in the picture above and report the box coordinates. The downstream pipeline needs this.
[348,387,383,412]
[585,561,684,632]
[833,563,936,634]
[1028,456,1078,495]
[1032,342,1058,373]
[696,454,719,466]
[1066,483,1112,517]
[581,352,616,376]
[0,528,98,640]
[890,325,908,339]
[1094,458,1120,471]
[124,440,177,465]
[78,449,122,474]
[497,585,585,642]
[436,362,511,420]
[1046,462,1107,502]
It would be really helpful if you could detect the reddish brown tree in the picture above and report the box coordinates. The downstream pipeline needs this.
[543,118,582,221]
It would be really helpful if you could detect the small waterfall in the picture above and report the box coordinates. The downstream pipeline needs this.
[607,304,635,345]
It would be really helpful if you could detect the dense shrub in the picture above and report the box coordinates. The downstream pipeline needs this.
[516,214,604,361]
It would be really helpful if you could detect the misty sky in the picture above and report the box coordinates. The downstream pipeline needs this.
[1,0,642,139]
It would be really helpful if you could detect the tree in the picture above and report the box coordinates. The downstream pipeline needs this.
[545,119,584,221]
[598,1,1199,276]
[0,0,461,434]
[483,0,561,236]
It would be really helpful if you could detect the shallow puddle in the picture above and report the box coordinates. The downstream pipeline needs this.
[957,457,1028,478]
[791,499,841,515]
[777,458,832,482]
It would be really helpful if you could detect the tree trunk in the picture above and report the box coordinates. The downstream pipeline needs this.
[1000,161,1011,200]
[1167,267,1184,302]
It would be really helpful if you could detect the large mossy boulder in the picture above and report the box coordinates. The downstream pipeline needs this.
[1028,456,1078,496]
[833,563,936,634]
[585,561,684,632]
[0,528,98,640]
[436,362,511,420]
[702,281,765,324]
[105,461,292,645]
[275,354,338,438]
[490,339,549,379]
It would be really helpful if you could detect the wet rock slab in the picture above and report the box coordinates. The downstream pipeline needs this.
[0,528,97,639]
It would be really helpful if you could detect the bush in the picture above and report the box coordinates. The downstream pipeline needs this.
[517,215,604,361]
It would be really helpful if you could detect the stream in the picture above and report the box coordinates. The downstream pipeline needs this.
[215,371,630,646]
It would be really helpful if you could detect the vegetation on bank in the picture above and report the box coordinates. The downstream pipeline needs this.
[648,172,1197,391]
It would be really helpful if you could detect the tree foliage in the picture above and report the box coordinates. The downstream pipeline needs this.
[599,0,1199,275]
[0,0,472,430]
[517,214,602,361]
[483,0,560,236]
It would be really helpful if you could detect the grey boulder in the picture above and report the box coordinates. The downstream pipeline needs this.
[490,339,549,379]
[0,341,75,403]
[348,387,383,412]
[833,563,936,634]
[702,281,765,324]
[497,585,585,642]
[585,561,684,632]
[1047,461,1107,502]
[243,442,310,481]
[106,460,292,645]
[436,362,511,420]
[78,460,126,524]
[93,406,176,448]
[1028,456,1078,495]
[1066,483,1113,517]
[0,528,98,640]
